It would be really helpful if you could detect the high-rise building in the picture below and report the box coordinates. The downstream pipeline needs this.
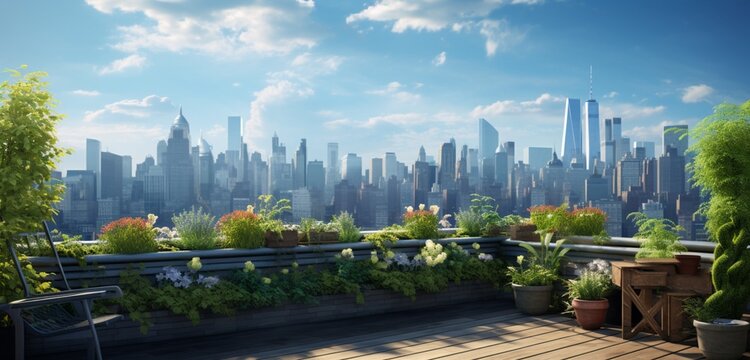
[438,140,456,191]
[616,153,642,196]
[157,140,167,166]
[164,107,195,213]
[413,160,431,207]
[585,171,609,202]
[86,138,101,199]
[583,98,600,171]
[370,157,383,187]
[561,98,583,167]
[227,116,242,153]
[100,151,123,201]
[663,125,688,156]
[197,138,214,201]
[657,147,686,195]
[294,139,307,189]
[525,147,553,172]
[384,152,398,181]
[342,153,362,187]
[307,160,325,193]
[633,141,656,159]
[418,146,427,163]
[478,118,498,182]
[122,156,133,179]
[325,143,340,202]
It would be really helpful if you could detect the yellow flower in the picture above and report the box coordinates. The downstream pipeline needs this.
[472,242,480,250]
[430,205,440,215]
[262,277,272,285]
[281,268,289,274]
[516,255,525,266]
[386,250,395,259]
[291,262,299,269]
[370,255,379,264]
[244,261,255,272]
[246,205,255,214]
[187,257,202,272]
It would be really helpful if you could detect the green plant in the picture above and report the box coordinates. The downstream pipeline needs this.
[216,210,265,249]
[455,208,484,236]
[332,212,361,243]
[100,216,158,254]
[628,212,686,259]
[260,218,284,235]
[566,260,612,300]
[683,297,713,323]
[0,67,70,251]
[254,194,291,220]
[529,204,572,235]
[507,256,558,286]
[688,100,750,320]
[569,207,607,236]
[518,232,571,272]
[364,231,399,252]
[173,207,218,250]
[403,204,440,239]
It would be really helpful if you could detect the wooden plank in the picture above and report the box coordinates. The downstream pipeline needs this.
[610,340,693,359]
[522,327,640,360]
[657,344,705,359]
[406,319,578,360]
[479,327,621,360]
[566,333,666,360]
[339,317,574,360]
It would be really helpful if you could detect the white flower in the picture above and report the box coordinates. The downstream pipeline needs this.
[478,253,494,262]
[430,205,440,215]
[405,206,414,213]
[516,255,525,266]
[370,254,379,264]
[246,205,255,214]
[262,277,272,285]
[281,268,289,274]
[340,248,354,259]
[385,250,395,259]
[244,260,255,272]
[187,257,202,272]
[291,262,299,269]
[147,213,158,226]
[419,204,426,211]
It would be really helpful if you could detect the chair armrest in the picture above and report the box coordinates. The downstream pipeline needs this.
[8,290,108,310]
[31,286,123,300]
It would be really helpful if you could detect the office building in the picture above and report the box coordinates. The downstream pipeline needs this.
[561,98,583,167]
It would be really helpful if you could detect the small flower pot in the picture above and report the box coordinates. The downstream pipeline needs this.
[509,224,540,241]
[675,254,702,275]
[511,283,553,315]
[694,319,750,360]
[265,230,299,248]
[572,298,609,330]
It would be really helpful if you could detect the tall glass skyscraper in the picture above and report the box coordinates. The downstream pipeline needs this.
[583,98,600,171]
[478,118,498,181]
[561,98,582,168]
[86,138,101,198]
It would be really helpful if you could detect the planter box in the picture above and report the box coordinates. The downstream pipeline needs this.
[306,231,340,244]
[28,282,503,355]
[265,230,299,248]
[509,224,539,241]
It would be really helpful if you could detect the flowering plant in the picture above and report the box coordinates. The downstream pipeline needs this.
[569,207,608,237]
[100,216,158,254]
[156,257,219,289]
[403,204,440,239]
[507,255,558,286]
[566,259,612,300]
[420,240,448,267]
[216,210,265,249]
[529,204,572,235]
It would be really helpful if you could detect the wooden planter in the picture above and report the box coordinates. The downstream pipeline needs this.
[265,230,299,248]
[306,231,340,244]
[509,224,539,241]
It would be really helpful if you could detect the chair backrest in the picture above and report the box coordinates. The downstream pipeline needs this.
[6,221,72,298]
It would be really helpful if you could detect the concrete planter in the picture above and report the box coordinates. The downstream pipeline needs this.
[694,319,750,360]
[511,283,553,315]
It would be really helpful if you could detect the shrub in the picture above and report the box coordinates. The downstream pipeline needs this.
[566,260,612,300]
[100,217,158,254]
[364,231,399,252]
[507,255,558,286]
[628,212,686,259]
[455,208,484,236]
[403,204,440,239]
[173,207,218,250]
[216,210,265,249]
[518,232,571,272]
[569,207,607,236]
[529,204,573,235]
[332,212,361,243]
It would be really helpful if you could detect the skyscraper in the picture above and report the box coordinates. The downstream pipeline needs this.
[438,140,456,191]
[478,118,499,183]
[326,143,340,197]
[370,157,383,186]
[294,139,307,189]
[100,151,123,201]
[197,137,214,201]
[384,152,398,181]
[583,98,600,171]
[418,146,427,162]
[227,116,242,153]
[164,107,195,212]
[525,147,553,172]
[342,153,362,187]
[561,98,583,167]
[633,141,656,159]
[663,125,688,156]
[86,138,101,199]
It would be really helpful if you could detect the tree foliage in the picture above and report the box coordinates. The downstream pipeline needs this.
[0,67,69,245]
[688,100,750,319]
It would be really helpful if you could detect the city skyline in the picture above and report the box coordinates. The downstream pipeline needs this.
[2,1,749,174]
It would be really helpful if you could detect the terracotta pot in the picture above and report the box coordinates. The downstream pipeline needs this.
[675,254,701,275]
[511,283,553,315]
[572,298,609,330]
[694,319,750,360]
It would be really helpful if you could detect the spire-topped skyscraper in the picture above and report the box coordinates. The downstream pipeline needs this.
[583,66,600,171]
[561,98,582,168]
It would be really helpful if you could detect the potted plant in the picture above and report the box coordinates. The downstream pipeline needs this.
[299,218,339,244]
[508,221,539,241]
[682,100,750,359]
[403,204,440,239]
[566,259,613,330]
[172,207,218,250]
[628,212,689,267]
[263,221,298,248]
[331,212,361,243]
[507,232,570,315]
[529,204,572,237]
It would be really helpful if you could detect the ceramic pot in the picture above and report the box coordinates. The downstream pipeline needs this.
[694,319,750,360]
[511,283,553,315]
[572,298,609,330]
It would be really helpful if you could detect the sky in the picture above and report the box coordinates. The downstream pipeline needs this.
[1,0,748,174]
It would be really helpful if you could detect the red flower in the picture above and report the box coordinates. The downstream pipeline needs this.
[216,210,258,230]
[101,217,150,235]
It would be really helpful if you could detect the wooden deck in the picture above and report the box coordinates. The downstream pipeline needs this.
[40,300,729,360]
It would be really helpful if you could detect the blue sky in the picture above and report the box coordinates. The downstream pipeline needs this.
[1,0,748,174]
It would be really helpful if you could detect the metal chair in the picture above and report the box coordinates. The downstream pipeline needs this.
[1,222,123,360]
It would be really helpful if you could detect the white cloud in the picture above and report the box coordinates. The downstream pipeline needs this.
[232,82,241,87]
[246,80,313,145]
[346,0,531,56]
[291,52,344,74]
[433,51,446,66]
[681,84,714,103]
[98,54,146,75]
[472,93,562,118]
[83,95,175,122]
[367,81,421,102]
[71,89,101,97]
[600,103,666,120]
[325,111,467,130]
[623,120,690,142]
[86,0,317,57]
[323,118,354,129]
[603,91,618,99]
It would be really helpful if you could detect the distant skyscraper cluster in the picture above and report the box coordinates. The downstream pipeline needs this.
[55,77,703,240]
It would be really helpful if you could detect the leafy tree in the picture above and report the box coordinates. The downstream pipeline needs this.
[0,67,68,244]
[688,100,750,319]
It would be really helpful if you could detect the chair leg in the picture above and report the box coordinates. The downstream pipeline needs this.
[81,301,102,360]
[9,310,25,360]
